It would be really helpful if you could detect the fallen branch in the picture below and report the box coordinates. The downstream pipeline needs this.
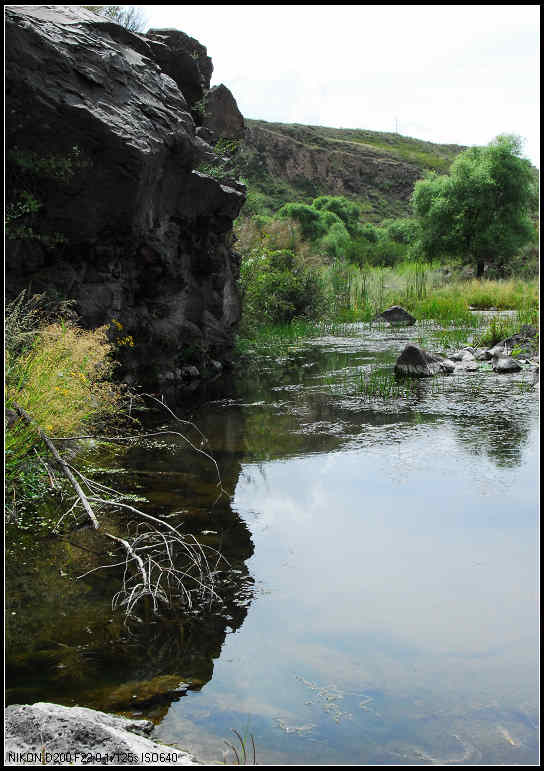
[13,403,100,529]
[12,400,226,621]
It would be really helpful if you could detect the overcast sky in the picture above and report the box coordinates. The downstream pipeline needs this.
[140,4,540,167]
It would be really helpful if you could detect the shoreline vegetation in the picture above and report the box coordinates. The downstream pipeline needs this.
[235,265,538,359]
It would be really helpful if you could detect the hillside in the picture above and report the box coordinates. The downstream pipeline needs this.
[239,119,466,221]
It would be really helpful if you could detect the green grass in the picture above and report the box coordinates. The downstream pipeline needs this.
[5,294,123,525]
[355,368,419,399]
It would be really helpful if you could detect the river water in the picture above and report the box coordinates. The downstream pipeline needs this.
[6,320,539,765]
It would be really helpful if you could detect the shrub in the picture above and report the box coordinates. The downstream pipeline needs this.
[277,202,327,240]
[320,221,352,259]
[312,195,361,236]
[239,246,326,330]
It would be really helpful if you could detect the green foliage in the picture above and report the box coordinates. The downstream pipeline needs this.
[239,242,326,330]
[312,195,361,235]
[5,292,122,522]
[196,137,243,182]
[277,202,328,240]
[320,221,352,259]
[412,134,537,276]
[383,217,420,245]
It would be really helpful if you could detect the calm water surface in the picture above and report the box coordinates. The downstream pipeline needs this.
[7,321,539,764]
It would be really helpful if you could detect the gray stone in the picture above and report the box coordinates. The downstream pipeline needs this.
[487,343,506,358]
[196,126,217,144]
[374,306,416,326]
[491,356,522,373]
[439,358,456,373]
[394,344,450,377]
[4,702,198,765]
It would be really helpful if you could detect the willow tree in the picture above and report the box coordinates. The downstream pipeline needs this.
[412,135,536,277]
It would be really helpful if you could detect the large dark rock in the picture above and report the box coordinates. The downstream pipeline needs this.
[394,344,451,377]
[5,6,246,384]
[374,306,416,326]
[146,27,213,111]
[202,84,245,140]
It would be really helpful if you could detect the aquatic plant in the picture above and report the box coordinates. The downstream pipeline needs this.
[355,368,420,400]
[223,729,257,766]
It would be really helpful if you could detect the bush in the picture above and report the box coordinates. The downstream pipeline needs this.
[312,195,361,236]
[320,221,352,259]
[239,246,326,330]
[277,202,328,240]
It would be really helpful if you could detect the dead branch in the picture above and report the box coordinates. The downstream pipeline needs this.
[14,403,100,529]
[12,400,227,621]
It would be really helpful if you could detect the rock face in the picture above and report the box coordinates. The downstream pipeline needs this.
[5,5,246,384]
[374,306,416,326]
[240,120,465,218]
[202,84,245,141]
[5,702,198,765]
[394,344,451,377]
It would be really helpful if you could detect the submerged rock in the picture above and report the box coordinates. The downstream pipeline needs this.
[4,702,198,765]
[374,306,416,326]
[394,344,451,377]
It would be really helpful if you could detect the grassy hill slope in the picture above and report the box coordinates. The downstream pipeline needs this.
[238,119,466,221]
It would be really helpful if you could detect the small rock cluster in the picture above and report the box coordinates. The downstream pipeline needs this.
[394,324,538,387]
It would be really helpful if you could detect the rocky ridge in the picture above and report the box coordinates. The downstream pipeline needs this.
[239,119,466,219]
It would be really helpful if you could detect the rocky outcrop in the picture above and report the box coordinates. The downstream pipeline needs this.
[394,345,452,377]
[240,120,465,218]
[201,84,245,141]
[491,355,522,373]
[5,703,198,765]
[5,5,246,384]
[374,306,416,326]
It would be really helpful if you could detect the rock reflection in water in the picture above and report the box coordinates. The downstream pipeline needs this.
[5,404,255,718]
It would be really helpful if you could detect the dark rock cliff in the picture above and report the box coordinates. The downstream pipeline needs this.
[5,5,246,384]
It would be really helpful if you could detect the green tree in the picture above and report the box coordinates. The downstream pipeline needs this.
[83,6,148,33]
[312,195,361,236]
[411,135,536,277]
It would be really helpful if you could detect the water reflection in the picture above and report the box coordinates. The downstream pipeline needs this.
[155,323,538,764]
[5,408,255,716]
[7,321,538,763]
